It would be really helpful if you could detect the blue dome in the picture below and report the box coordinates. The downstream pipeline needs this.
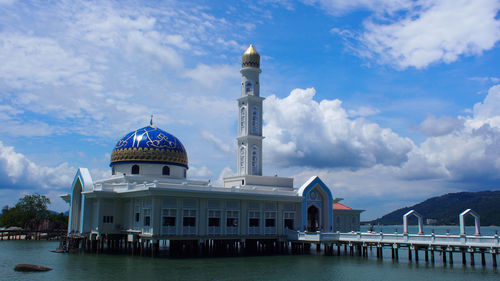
[110,125,188,168]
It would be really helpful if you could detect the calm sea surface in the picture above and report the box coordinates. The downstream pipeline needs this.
[1,225,499,281]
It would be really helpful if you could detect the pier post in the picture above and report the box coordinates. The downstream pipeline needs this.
[408,247,412,261]
[391,247,394,260]
[481,251,486,266]
[492,253,497,267]
[442,248,447,264]
[462,250,466,265]
[424,248,428,262]
[414,247,419,262]
[430,248,434,264]
[470,251,475,266]
[448,249,453,265]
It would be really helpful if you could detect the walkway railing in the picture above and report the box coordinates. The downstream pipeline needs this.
[286,229,500,248]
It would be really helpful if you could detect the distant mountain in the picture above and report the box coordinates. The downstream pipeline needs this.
[371,191,500,226]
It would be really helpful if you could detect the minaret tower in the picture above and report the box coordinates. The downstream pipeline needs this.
[237,45,264,176]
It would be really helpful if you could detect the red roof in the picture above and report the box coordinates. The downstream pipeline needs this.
[333,203,352,210]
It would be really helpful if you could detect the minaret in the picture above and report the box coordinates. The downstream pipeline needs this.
[237,45,264,176]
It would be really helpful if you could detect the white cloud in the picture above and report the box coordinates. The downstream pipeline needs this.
[302,0,414,15]
[470,76,500,84]
[214,166,234,187]
[0,33,100,89]
[184,64,240,88]
[264,88,414,169]
[359,0,500,69]
[189,165,214,179]
[347,106,380,117]
[418,115,463,137]
[263,85,500,218]
[0,141,74,189]
[201,131,232,153]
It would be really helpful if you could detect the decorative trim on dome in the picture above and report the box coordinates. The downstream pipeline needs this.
[110,147,188,168]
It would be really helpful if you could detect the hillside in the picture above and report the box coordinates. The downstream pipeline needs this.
[371,191,500,226]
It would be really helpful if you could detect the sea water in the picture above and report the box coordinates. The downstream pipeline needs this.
[1,226,499,281]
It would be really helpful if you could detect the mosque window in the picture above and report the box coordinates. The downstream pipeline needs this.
[248,211,260,234]
[240,107,246,134]
[265,212,276,227]
[239,147,246,174]
[251,145,258,174]
[226,210,239,233]
[132,165,140,174]
[245,81,253,93]
[112,166,115,175]
[162,166,170,176]
[284,212,294,230]
[143,209,151,227]
[183,169,186,178]
[251,106,259,134]
[103,216,114,223]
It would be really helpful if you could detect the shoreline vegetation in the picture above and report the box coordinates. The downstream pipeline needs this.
[0,194,68,241]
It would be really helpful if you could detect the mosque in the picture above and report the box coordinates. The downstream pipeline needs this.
[63,45,362,250]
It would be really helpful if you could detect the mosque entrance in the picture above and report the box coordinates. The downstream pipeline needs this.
[307,205,320,232]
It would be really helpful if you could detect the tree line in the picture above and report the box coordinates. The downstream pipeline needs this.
[0,194,68,230]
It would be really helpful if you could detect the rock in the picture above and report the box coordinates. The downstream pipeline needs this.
[14,264,52,272]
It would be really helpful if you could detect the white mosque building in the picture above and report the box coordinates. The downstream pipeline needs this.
[63,45,362,245]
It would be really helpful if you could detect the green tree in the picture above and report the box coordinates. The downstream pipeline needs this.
[16,194,51,220]
[0,194,52,228]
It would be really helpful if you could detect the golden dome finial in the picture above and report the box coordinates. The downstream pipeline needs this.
[242,44,260,68]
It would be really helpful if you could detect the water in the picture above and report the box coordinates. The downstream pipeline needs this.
[1,226,499,281]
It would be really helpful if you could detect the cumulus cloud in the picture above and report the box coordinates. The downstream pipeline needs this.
[262,85,500,218]
[359,0,500,69]
[0,141,74,190]
[264,88,414,169]
[418,115,463,137]
[214,166,235,187]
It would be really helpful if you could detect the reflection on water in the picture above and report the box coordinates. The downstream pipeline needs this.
[0,227,499,281]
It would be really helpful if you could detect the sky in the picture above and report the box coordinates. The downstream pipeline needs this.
[0,0,499,220]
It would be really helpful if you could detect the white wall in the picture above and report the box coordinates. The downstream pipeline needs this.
[112,163,186,179]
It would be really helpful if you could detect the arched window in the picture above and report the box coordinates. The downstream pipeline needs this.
[251,106,259,134]
[251,145,258,174]
[183,169,186,178]
[131,164,140,174]
[162,166,170,176]
[239,146,246,174]
[240,107,246,134]
[245,81,253,93]
[112,166,116,175]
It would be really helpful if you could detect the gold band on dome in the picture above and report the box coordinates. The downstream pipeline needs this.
[242,44,260,68]
[110,147,188,167]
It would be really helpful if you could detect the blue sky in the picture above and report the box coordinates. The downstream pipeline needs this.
[0,0,499,219]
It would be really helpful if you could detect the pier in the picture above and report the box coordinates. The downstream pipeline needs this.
[286,229,499,266]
